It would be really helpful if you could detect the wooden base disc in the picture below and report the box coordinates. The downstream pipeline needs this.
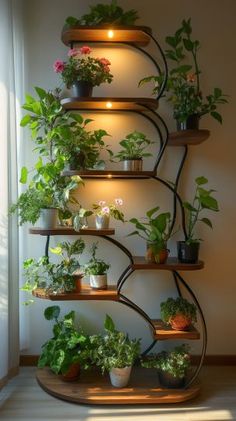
[36,367,200,405]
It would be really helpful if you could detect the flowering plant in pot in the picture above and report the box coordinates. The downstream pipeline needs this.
[84,243,110,289]
[54,46,113,97]
[113,131,153,171]
[128,206,175,263]
[160,297,197,331]
[142,344,191,388]
[65,0,139,27]
[139,18,228,130]
[38,306,91,381]
[178,176,219,263]
[92,198,124,229]
[90,314,141,387]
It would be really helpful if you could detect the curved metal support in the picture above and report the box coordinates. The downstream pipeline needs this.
[129,43,161,75]
[134,110,163,148]
[117,267,134,293]
[100,235,133,263]
[146,32,168,99]
[45,235,50,258]
[172,271,182,298]
[174,270,207,389]
[141,339,157,357]
[119,292,155,333]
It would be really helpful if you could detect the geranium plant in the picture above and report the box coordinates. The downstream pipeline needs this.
[139,18,228,125]
[92,198,124,222]
[54,46,113,88]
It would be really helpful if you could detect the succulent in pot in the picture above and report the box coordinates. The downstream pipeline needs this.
[178,176,219,263]
[139,18,228,130]
[65,1,139,27]
[113,131,153,171]
[84,243,110,289]
[92,198,124,229]
[38,305,91,381]
[90,314,141,387]
[142,344,191,388]
[128,206,175,263]
[160,297,197,331]
[53,46,113,97]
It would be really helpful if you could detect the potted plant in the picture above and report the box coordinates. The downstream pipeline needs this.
[92,198,124,229]
[84,243,110,289]
[142,345,191,388]
[128,206,174,263]
[90,314,140,387]
[38,305,91,381]
[139,19,228,130]
[64,1,139,27]
[178,176,219,263]
[160,297,197,331]
[54,46,113,97]
[54,113,113,171]
[113,131,153,171]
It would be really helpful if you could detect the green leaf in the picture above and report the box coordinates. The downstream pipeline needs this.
[171,65,192,74]
[214,87,222,98]
[200,217,213,228]
[104,314,115,332]
[65,16,80,27]
[20,114,31,127]
[49,246,62,255]
[195,176,208,185]
[183,38,194,51]
[146,206,160,219]
[34,86,46,99]
[199,195,219,211]
[44,306,60,321]
[183,202,198,212]
[20,167,28,184]
[211,111,222,124]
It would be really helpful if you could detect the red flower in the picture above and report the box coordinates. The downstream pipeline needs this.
[68,48,78,57]
[53,60,65,73]
[80,46,92,55]
[187,73,196,83]
[99,58,111,66]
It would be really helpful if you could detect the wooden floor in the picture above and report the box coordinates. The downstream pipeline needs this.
[0,366,236,420]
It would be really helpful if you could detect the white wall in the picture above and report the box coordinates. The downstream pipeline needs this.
[21,0,236,355]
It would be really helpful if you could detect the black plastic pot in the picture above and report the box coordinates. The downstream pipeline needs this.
[176,114,200,131]
[158,370,185,389]
[72,81,93,97]
[177,241,200,263]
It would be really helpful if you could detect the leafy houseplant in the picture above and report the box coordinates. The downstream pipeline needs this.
[90,314,141,387]
[142,345,191,388]
[139,18,228,129]
[65,1,139,27]
[92,198,124,229]
[128,206,173,263]
[160,297,197,331]
[38,306,91,380]
[54,46,113,96]
[113,131,153,171]
[178,176,219,263]
[84,243,110,289]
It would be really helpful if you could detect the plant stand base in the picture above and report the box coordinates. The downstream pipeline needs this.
[36,367,200,405]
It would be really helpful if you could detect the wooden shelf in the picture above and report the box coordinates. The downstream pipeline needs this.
[36,367,200,404]
[61,25,152,47]
[152,319,200,340]
[132,256,204,271]
[32,286,119,301]
[62,170,155,179]
[168,130,210,146]
[61,97,158,111]
[29,227,115,236]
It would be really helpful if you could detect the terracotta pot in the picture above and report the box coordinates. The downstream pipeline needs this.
[62,362,80,382]
[73,275,83,293]
[72,81,93,97]
[169,314,192,331]
[145,243,169,264]
[123,159,143,171]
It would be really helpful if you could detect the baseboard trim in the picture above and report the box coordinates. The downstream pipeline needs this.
[0,367,19,390]
[20,354,236,367]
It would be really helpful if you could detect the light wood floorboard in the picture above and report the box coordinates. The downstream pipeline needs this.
[0,367,235,421]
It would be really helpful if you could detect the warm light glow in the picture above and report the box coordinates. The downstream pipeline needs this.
[107,30,114,39]
[106,102,113,109]
[107,174,112,179]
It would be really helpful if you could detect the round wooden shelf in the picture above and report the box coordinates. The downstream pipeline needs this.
[61,25,152,47]
[29,227,115,236]
[61,97,158,111]
[168,130,210,146]
[36,367,200,405]
[32,286,119,301]
[62,170,155,179]
[132,256,204,271]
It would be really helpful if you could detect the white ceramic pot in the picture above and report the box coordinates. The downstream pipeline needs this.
[39,208,58,229]
[109,366,132,388]
[123,159,143,171]
[89,274,107,290]
[95,214,110,229]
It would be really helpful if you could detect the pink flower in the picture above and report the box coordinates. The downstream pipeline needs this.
[68,48,78,57]
[103,65,111,73]
[102,206,110,215]
[115,198,123,206]
[53,60,65,73]
[99,58,111,66]
[187,73,196,83]
[80,46,92,55]
[99,200,106,207]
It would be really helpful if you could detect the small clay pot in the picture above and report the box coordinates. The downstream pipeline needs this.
[146,243,169,264]
[62,363,80,382]
[169,314,192,331]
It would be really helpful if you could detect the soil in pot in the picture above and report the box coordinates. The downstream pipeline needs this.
[177,241,200,263]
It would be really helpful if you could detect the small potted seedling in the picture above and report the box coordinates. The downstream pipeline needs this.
[160,297,197,331]
[113,131,153,171]
[84,243,110,290]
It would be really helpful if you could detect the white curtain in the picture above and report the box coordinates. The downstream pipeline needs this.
[0,0,25,385]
